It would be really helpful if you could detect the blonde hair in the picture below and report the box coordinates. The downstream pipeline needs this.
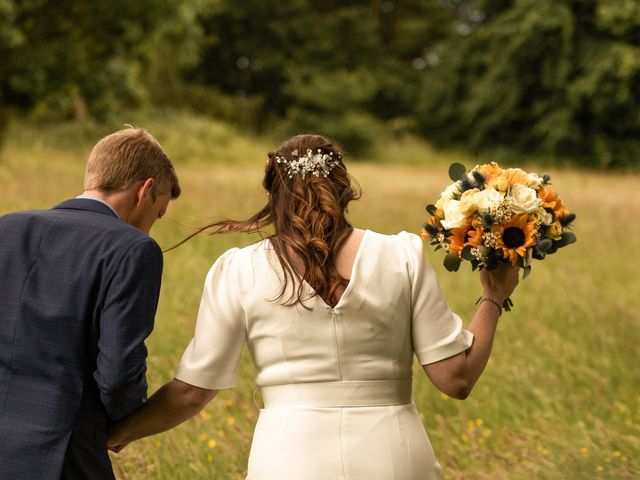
[84,127,181,199]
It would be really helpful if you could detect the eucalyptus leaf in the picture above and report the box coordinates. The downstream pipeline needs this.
[443,253,461,272]
[560,231,577,245]
[537,238,553,253]
[522,265,532,279]
[448,162,467,181]
[461,245,475,261]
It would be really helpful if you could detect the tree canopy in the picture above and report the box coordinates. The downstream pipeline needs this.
[1,0,639,167]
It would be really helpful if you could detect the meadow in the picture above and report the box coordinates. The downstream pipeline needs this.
[1,113,638,479]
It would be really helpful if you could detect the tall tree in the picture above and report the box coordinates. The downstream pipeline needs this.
[416,0,640,168]
[0,0,202,138]
[189,0,455,153]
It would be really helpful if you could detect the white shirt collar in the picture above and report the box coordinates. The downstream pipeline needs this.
[75,193,120,218]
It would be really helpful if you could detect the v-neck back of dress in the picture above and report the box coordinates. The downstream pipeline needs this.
[267,229,369,310]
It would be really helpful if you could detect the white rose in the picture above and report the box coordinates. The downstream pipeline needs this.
[510,184,542,213]
[440,199,468,229]
[526,172,543,190]
[435,181,462,210]
[441,181,462,200]
[473,188,503,212]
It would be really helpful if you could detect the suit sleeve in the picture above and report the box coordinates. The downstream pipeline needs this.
[93,237,163,421]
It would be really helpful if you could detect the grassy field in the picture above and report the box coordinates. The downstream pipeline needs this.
[1,114,639,479]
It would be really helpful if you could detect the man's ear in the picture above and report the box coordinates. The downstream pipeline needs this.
[135,178,155,207]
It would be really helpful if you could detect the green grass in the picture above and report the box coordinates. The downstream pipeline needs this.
[2,115,639,479]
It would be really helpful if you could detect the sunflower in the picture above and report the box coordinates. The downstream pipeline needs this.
[497,214,537,265]
[448,226,470,254]
[465,227,484,248]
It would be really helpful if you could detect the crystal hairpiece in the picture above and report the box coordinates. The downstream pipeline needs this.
[275,148,339,179]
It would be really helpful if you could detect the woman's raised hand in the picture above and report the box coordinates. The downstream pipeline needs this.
[479,263,520,305]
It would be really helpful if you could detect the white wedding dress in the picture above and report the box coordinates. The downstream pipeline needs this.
[175,230,473,480]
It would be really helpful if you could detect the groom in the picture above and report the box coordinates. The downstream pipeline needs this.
[0,127,180,479]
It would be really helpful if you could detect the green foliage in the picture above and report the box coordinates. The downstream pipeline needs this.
[189,0,453,154]
[417,0,640,168]
[3,0,640,167]
[284,69,384,155]
[0,0,204,124]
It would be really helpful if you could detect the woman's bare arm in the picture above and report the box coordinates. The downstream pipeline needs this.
[423,263,519,399]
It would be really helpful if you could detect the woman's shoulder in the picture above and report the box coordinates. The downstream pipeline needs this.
[211,239,269,267]
[365,229,423,251]
[363,230,426,269]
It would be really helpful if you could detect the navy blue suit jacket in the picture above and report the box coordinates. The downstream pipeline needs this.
[0,199,163,479]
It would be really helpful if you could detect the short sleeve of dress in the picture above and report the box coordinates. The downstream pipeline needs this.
[400,232,474,365]
[175,248,246,390]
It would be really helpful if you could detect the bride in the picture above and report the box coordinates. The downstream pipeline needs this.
[108,134,519,479]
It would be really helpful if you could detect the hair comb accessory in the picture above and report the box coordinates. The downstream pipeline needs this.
[275,148,340,179]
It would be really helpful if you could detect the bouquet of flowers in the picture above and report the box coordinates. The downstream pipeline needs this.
[422,162,576,284]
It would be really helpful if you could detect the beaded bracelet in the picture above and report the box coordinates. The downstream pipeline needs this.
[475,296,503,316]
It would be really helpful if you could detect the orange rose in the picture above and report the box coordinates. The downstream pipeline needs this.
[477,162,502,181]
[538,186,569,219]
[502,168,530,187]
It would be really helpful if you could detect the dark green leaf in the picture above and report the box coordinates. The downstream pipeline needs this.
[522,265,532,279]
[426,204,438,216]
[448,162,467,181]
[443,253,461,272]
[561,231,577,245]
[537,238,553,252]
[461,245,475,261]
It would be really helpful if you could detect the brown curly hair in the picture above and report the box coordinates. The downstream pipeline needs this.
[176,134,361,307]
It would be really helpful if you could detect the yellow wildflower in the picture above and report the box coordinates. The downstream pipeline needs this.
[200,410,212,420]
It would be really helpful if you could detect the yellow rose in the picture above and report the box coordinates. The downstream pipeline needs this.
[548,222,562,240]
[495,175,509,192]
[458,188,479,216]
